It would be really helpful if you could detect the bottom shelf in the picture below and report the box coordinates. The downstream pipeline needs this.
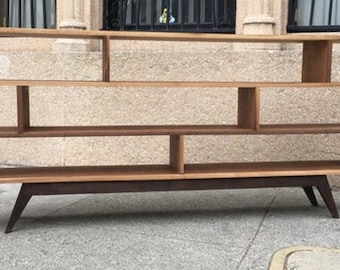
[4,171,340,233]
[1,160,340,184]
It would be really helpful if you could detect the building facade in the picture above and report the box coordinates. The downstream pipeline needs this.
[0,0,340,186]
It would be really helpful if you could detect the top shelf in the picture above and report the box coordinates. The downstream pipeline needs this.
[1,28,339,138]
[0,28,336,84]
[2,28,340,43]
[1,80,340,88]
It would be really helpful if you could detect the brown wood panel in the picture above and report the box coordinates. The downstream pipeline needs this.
[1,124,340,138]
[16,85,30,133]
[170,135,184,173]
[238,87,260,129]
[302,41,333,82]
[0,127,17,136]
[0,27,106,39]
[102,36,110,82]
[109,31,340,43]
[5,125,244,137]
[2,80,340,88]
[0,161,340,184]
[2,28,340,43]
[184,160,340,178]
[259,124,340,134]
[0,165,178,183]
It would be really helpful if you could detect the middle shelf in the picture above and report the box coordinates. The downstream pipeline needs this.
[1,124,340,137]
[1,84,339,137]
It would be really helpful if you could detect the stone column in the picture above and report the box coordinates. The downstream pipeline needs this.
[53,0,90,51]
[242,0,276,35]
[235,0,280,50]
[59,0,87,30]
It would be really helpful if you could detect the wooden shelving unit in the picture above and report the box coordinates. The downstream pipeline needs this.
[0,28,339,233]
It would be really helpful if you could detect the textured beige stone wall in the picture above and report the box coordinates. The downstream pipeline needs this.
[1,39,340,188]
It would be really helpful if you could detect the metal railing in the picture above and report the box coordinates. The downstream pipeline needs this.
[103,0,236,33]
[288,0,340,32]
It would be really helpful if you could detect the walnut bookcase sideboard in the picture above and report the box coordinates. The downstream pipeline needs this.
[0,28,340,233]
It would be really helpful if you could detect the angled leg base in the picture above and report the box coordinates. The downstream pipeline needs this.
[316,176,339,218]
[303,186,319,207]
[4,175,339,233]
[5,184,33,234]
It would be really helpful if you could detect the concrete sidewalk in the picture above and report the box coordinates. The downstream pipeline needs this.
[0,184,339,269]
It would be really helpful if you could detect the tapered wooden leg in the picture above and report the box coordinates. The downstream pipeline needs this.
[316,177,339,218]
[5,184,32,233]
[303,186,318,207]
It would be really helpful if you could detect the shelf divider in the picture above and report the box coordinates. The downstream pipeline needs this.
[16,85,30,133]
[102,36,111,82]
[238,87,260,130]
[169,135,185,174]
[302,40,332,82]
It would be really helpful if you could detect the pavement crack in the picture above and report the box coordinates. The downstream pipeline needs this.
[236,191,279,270]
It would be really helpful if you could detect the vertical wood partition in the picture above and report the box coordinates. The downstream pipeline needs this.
[237,87,260,130]
[302,41,332,83]
[16,85,30,133]
[102,35,111,82]
[169,135,185,173]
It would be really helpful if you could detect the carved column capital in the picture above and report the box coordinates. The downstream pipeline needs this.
[53,0,89,51]
[242,0,276,35]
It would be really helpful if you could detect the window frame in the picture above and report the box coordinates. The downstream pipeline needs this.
[0,0,6,27]
[287,0,340,33]
[103,0,236,34]
[2,0,56,29]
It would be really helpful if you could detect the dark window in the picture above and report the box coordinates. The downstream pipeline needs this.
[1,0,56,28]
[288,0,340,32]
[0,0,5,27]
[103,0,236,33]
